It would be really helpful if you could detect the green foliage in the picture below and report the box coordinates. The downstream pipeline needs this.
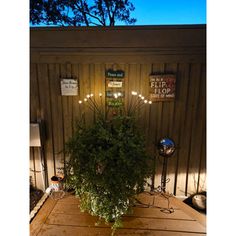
[64,114,151,232]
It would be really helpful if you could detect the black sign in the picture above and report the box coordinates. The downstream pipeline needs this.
[105,70,125,78]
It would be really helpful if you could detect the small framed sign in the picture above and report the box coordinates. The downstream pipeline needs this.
[149,74,176,101]
[107,99,123,107]
[60,78,78,96]
[105,69,125,78]
[107,81,123,88]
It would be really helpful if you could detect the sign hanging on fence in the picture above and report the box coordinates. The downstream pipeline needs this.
[149,74,176,101]
[105,68,125,108]
[60,78,78,96]
[105,69,125,78]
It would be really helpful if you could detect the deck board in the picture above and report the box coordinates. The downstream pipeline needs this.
[38,225,206,236]
[52,203,193,220]
[30,192,206,236]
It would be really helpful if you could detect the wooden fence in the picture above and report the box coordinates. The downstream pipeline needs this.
[30,25,206,197]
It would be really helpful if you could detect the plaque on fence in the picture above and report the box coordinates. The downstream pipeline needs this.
[105,69,125,78]
[149,74,176,101]
[60,78,78,96]
[105,69,125,108]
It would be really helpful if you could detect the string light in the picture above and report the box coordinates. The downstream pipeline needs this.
[113,92,122,99]
[78,92,152,117]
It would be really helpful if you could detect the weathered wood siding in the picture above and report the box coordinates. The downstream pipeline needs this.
[30,25,206,196]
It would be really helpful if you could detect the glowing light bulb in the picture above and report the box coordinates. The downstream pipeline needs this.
[90,93,94,97]
[84,98,88,102]
[131,91,137,95]
[78,100,82,104]
[99,93,102,97]
[86,94,90,98]
[148,101,152,104]
[141,96,144,100]
[144,100,148,103]
[138,94,142,98]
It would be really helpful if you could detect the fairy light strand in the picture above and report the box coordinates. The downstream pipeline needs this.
[78,91,152,117]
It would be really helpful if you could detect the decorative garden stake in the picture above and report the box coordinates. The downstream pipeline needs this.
[157,137,176,192]
[148,137,176,214]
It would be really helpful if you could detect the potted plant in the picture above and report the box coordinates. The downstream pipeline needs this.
[64,93,152,234]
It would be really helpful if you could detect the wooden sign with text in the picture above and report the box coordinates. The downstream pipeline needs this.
[105,70,125,78]
[60,78,78,96]
[149,74,176,101]
[105,69,125,108]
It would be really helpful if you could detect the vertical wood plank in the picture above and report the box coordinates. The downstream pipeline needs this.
[184,63,202,195]
[30,63,40,122]
[140,64,152,136]
[197,64,206,193]
[48,63,64,175]
[81,63,93,126]
[124,63,130,115]
[89,63,96,122]
[174,63,191,196]
[140,63,153,187]
[186,64,205,194]
[100,63,106,116]
[128,64,138,116]
[172,63,185,195]
[37,63,55,186]
[162,63,178,194]
[60,63,73,141]
[94,63,106,117]
[71,63,82,133]
[151,63,165,189]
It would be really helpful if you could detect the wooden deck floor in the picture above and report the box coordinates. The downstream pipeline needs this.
[30,192,206,236]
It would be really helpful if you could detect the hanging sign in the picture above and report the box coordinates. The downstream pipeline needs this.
[60,78,78,96]
[149,74,176,101]
[106,91,125,98]
[105,69,125,78]
[105,69,125,108]
[107,99,123,107]
[107,81,123,88]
